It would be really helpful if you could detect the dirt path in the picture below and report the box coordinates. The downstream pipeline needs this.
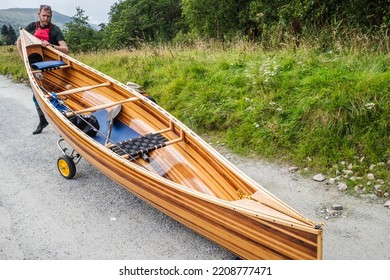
[0,75,389,260]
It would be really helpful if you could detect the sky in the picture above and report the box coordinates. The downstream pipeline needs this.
[0,0,119,24]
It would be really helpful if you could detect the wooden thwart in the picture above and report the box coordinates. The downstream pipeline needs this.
[65,97,139,117]
[154,120,184,146]
[57,81,111,96]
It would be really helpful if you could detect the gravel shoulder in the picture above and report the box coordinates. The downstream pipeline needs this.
[0,75,389,260]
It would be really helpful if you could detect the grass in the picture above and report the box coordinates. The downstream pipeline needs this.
[1,39,389,197]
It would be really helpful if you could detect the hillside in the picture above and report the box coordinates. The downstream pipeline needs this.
[0,8,97,34]
[0,8,72,34]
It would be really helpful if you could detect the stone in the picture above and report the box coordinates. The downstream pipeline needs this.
[332,204,343,211]
[384,201,390,208]
[126,81,142,90]
[343,169,353,175]
[313,173,326,182]
[289,166,299,172]
[354,185,364,194]
[328,178,337,184]
[338,183,348,191]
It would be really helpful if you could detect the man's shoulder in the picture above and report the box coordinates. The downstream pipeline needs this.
[25,22,37,31]
[49,23,66,43]
[50,24,64,33]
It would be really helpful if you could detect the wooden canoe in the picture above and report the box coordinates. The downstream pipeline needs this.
[19,28,323,260]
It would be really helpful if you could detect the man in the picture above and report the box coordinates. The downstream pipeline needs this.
[17,5,69,134]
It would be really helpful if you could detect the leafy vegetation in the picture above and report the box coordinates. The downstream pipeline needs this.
[0,0,389,196]
[0,25,17,45]
[63,7,102,53]
[58,0,389,52]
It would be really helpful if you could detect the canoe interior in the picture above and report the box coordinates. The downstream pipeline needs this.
[20,29,323,259]
[28,45,259,201]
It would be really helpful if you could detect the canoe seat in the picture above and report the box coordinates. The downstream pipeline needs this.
[31,60,67,72]
[109,133,169,160]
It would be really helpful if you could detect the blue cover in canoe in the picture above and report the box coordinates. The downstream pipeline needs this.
[50,92,68,112]
[31,60,66,70]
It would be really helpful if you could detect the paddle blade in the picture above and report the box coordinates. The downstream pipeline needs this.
[106,104,122,121]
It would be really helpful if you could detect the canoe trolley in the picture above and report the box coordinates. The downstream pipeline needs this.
[57,138,82,179]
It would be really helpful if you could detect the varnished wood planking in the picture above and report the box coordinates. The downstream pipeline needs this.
[20,29,323,260]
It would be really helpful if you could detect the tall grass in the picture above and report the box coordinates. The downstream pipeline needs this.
[78,40,390,195]
[1,28,389,195]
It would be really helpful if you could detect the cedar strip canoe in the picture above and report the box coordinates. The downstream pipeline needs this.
[19,28,323,260]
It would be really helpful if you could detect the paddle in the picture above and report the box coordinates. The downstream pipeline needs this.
[104,104,122,145]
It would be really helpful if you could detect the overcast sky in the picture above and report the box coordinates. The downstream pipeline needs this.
[1,0,119,24]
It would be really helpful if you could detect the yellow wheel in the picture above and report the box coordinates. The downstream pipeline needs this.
[57,155,76,179]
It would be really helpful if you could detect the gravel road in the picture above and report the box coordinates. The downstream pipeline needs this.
[0,75,389,260]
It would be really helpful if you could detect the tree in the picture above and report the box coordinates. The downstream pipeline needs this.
[1,25,8,36]
[278,0,390,29]
[1,25,8,45]
[63,7,100,52]
[182,0,242,39]
[0,24,17,45]
[56,0,389,50]
[7,25,17,45]
[102,0,182,49]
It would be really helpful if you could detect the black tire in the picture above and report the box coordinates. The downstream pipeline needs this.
[57,155,76,179]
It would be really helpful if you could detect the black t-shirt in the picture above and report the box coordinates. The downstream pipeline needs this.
[25,22,66,46]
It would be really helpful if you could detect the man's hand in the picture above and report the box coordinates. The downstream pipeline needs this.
[41,40,51,47]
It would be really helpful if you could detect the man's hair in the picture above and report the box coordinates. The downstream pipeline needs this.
[39,5,52,13]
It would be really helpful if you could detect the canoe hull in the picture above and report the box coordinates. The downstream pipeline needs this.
[20,29,323,259]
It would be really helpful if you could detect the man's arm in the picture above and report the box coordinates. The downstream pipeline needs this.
[51,40,69,54]
[17,36,69,56]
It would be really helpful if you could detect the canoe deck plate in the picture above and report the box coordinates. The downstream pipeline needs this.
[109,133,168,160]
